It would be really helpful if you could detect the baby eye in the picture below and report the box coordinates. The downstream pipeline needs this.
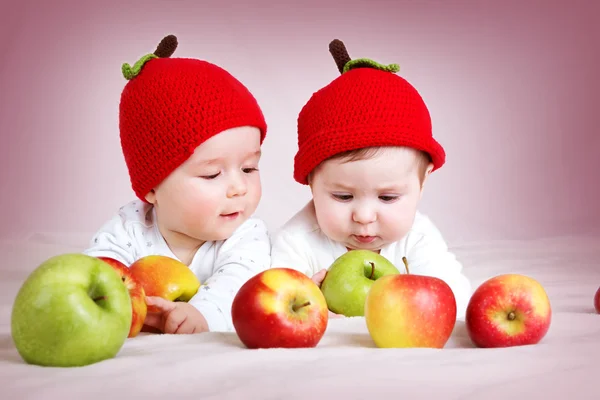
[243,167,258,174]
[332,194,353,201]
[200,172,220,180]
[379,195,399,202]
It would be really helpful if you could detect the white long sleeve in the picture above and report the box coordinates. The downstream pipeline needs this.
[270,228,315,277]
[396,215,472,320]
[83,200,271,332]
[270,201,338,276]
[82,208,142,267]
[187,219,271,332]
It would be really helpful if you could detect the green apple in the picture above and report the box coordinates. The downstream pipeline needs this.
[320,250,400,316]
[11,253,132,367]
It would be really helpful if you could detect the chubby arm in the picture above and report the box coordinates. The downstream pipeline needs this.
[187,218,271,332]
[82,213,138,266]
[403,230,472,321]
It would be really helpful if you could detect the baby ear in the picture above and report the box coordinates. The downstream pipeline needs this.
[419,163,435,196]
[145,189,157,204]
[307,171,314,188]
[425,163,434,177]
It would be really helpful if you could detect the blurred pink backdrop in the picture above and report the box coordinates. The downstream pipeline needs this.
[0,0,598,246]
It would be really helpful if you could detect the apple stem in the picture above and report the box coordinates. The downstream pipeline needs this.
[507,311,516,321]
[292,301,311,312]
[402,257,410,274]
[94,296,107,302]
[369,262,375,279]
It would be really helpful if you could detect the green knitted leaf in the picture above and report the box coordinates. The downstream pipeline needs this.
[121,53,158,80]
[343,58,400,74]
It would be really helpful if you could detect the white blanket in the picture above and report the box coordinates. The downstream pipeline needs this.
[1,234,599,399]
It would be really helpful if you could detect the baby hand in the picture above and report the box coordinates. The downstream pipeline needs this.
[143,296,209,334]
[311,269,328,287]
[310,270,344,319]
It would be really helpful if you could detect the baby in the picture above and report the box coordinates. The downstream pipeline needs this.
[271,39,472,319]
[84,35,271,334]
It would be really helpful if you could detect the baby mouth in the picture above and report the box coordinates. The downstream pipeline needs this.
[354,235,376,243]
[221,211,241,218]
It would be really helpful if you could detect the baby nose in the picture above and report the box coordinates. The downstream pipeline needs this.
[227,174,247,198]
[352,205,377,224]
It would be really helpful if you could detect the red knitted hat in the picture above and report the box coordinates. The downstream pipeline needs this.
[294,39,445,185]
[119,35,267,201]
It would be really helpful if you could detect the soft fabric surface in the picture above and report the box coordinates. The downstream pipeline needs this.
[1,234,599,399]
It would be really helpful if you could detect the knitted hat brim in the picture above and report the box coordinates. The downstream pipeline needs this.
[293,126,446,185]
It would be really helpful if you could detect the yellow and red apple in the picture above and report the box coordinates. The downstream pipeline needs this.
[128,255,200,313]
[97,257,147,338]
[231,268,329,349]
[364,257,457,348]
[465,274,551,348]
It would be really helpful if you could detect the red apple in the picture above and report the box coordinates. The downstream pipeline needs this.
[465,274,551,348]
[364,257,457,348]
[97,257,147,338]
[594,286,600,314]
[128,255,200,313]
[231,268,329,349]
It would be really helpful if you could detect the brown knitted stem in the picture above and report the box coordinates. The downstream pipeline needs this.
[154,35,178,58]
[329,39,351,74]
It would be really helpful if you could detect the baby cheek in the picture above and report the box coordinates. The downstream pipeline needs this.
[382,204,415,238]
[182,187,221,217]
[247,175,263,201]
[315,200,349,237]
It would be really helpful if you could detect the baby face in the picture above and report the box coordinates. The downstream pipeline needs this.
[310,147,432,252]
[146,126,262,247]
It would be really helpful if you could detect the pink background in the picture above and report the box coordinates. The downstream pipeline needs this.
[1,0,598,246]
